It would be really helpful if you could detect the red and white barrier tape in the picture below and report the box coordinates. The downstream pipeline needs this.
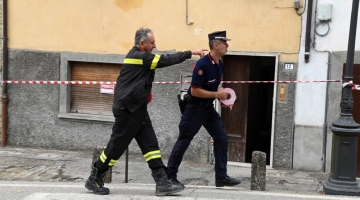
[342,80,353,88]
[220,80,341,84]
[0,80,342,84]
[1,80,360,90]
[341,81,360,90]
[158,80,343,84]
[1,80,117,85]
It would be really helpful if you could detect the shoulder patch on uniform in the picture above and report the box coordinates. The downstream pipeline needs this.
[198,70,203,75]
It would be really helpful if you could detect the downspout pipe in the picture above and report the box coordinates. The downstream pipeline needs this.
[322,51,331,172]
[305,0,313,63]
[2,0,8,147]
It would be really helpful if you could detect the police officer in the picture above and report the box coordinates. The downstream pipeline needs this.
[85,27,207,196]
[167,31,241,187]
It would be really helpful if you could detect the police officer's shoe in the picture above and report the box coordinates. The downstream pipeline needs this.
[215,175,241,187]
[85,163,110,195]
[151,168,184,196]
[169,178,185,189]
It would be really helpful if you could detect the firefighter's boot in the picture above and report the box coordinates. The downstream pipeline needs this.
[85,163,110,195]
[151,167,184,196]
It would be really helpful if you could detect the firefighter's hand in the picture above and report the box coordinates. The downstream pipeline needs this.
[216,88,228,100]
[191,49,208,58]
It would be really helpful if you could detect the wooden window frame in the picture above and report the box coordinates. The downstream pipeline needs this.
[58,52,125,123]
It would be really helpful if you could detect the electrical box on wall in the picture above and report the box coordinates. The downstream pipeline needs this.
[318,3,332,21]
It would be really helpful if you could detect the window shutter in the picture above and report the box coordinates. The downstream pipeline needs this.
[71,62,121,115]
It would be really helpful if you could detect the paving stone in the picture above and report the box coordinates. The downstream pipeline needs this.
[183,178,209,185]
[26,153,63,160]
[3,167,16,172]
[12,165,47,179]
[0,151,24,156]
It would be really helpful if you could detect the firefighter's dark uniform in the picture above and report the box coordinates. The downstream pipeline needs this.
[167,53,229,179]
[95,46,192,173]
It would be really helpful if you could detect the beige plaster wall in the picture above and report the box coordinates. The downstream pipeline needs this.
[8,0,300,61]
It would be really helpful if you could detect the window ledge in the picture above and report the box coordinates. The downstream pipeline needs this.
[58,113,115,123]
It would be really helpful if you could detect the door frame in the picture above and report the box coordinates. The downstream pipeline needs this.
[222,51,279,168]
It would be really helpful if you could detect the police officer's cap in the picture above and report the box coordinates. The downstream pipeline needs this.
[208,31,231,41]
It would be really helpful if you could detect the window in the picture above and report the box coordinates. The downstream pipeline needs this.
[59,52,125,122]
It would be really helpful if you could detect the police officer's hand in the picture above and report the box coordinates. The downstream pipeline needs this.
[220,102,231,108]
[191,49,208,58]
[216,88,228,100]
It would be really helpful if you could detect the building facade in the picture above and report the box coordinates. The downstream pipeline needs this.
[0,0,325,170]
[293,0,360,173]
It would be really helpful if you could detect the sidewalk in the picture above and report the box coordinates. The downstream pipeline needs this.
[0,146,330,195]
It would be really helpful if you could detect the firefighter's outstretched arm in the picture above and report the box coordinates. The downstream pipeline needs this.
[154,49,208,69]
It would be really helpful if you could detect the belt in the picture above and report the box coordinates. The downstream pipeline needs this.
[186,96,214,108]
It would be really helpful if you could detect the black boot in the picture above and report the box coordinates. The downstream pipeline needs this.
[215,175,241,187]
[85,163,110,195]
[169,178,185,189]
[151,167,184,196]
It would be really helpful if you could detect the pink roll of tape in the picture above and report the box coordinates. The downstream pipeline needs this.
[220,88,236,110]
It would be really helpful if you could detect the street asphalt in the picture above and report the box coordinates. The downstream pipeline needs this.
[0,146,359,199]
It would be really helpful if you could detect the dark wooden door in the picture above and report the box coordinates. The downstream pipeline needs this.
[353,64,360,177]
[222,55,251,162]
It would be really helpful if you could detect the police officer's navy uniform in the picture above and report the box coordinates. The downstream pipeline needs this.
[167,31,241,187]
[167,53,228,178]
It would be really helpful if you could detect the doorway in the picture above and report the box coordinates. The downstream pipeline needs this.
[222,55,276,165]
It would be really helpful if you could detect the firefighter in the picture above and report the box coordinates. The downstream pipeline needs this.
[167,31,241,187]
[85,27,207,196]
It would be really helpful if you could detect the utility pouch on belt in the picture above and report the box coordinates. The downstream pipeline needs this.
[177,94,187,114]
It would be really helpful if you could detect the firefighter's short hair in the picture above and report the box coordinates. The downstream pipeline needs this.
[135,27,153,45]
